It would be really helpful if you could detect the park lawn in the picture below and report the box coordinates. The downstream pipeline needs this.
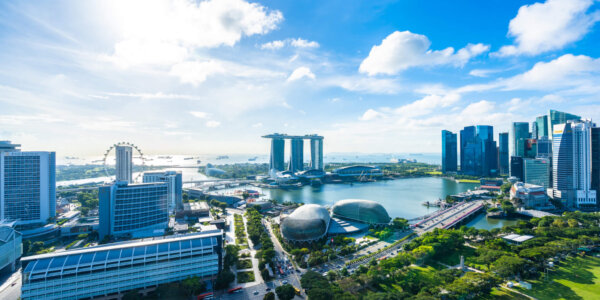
[480,287,528,300]
[236,259,253,270]
[515,256,600,300]
[237,271,255,283]
[409,265,438,286]
[426,171,442,175]
[457,179,480,183]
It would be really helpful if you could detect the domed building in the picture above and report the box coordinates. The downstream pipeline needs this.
[331,199,391,225]
[280,204,331,243]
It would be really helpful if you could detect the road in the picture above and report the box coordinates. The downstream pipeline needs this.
[414,200,484,233]
[0,269,21,300]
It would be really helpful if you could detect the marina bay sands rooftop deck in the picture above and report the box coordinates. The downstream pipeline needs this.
[262,134,323,139]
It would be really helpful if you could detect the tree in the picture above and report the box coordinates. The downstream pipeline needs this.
[491,255,527,278]
[215,269,235,290]
[122,290,141,300]
[275,284,296,300]
[23,239,31,255]
[181,276,206,296]
[263,292,275,300]
[30,241,45,254]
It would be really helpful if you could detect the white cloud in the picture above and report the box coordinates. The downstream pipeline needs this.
[287,67,315,82]
[394,93,461,117]
[261,40,285,50]
[205,120,221,128]
[469,69,501,78]
[169,60,225,85]
[502,54,600,90]
[104,0,283,67]
[359,109,383,121]
[252,122,263,128]
[290,38,319,48]
[496,0,600,56]
[190,111,209,118]
[325,76,401,94]
[359,31,489,75]
[260,38,319,50]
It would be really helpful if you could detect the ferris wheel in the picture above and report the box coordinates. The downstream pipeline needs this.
[102,142,145,182]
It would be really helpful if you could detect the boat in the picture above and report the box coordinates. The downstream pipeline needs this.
[216,155,229,160]
[184,157,194,160]
[158,155,172,159]
[248,156,258,161]
[197,159,202,164]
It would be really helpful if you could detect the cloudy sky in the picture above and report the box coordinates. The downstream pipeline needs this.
[1,0,600,156]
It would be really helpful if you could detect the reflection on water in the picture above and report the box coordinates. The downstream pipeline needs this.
[465,213,528,230]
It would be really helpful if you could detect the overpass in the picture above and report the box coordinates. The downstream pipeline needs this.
[413,200,485,234]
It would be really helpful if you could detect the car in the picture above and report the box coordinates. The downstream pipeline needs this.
[253,291,259,295]
[282,280,288,284]
[296,269,301,273]
[266,288,271,292]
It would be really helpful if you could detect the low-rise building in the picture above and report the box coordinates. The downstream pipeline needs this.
[175,202,210,219]
[0,223,22,274]
[510,182,549,209]
[21,230,223,300]
[502,234,534,245]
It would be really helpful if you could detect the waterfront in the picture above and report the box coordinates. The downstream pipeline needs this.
[465,213,528,230]
[255,177,479,220]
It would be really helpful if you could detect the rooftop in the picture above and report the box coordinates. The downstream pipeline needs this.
[262,133,323,140]
[502,234,534,243]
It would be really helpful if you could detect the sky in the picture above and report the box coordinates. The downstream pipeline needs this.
[1,0,600,156]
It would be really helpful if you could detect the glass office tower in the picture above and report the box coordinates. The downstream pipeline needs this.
[511,122,529,158]
[548,110,580,140]
[499,132,509,175]
[442,130,457,173]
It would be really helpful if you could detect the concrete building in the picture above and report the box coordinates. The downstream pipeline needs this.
[442,130,457,173]
[523,158,551,190]
[115,145,133,183]
[99,181,169,239]
[552,121,597,209]
[331,165,383,177]
[143,171,183,211]
[0,223,22,274]
[20,230,222,300]
[592,127,600,208]
[0,141,56,226]
[510,182,549,209]
[499,132,509,175]
[511,122,529,158]
[510,156,524,181]
[310,138,324,170]
[263,134,324,175]
[548,109,580,140]
[269,138,285,172]
[176,201,210,219]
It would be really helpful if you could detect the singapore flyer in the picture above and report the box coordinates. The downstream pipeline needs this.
[102,142,145,182]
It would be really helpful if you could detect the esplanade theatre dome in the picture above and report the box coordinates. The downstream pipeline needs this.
[280,204,330,242]
[331,199,391,225]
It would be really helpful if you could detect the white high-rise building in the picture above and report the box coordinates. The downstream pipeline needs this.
[143,171,183,211]
[573,121,596,208]
[115,145,133,183]
[0,141,56,226]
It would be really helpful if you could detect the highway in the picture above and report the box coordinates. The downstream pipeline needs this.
[413,200,485,233]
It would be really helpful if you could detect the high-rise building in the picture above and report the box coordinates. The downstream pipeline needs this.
[511,122,529,158]
[552,121,596,208]
[537,136,552,158]
[460,126,476,173]
[499,132,509,175]
[592,127,600,208]
[531,121,538,140]
[0,141,56,226]
[310,137,324,170]
[548,109,580,140]
[441,130,457,173]
[289,138,304,172]
[115,145,133,183]
[269,138,285,171]
[536,115,549,139]
[510,156,524,181]
[143,171,183,211]
[21,230,223,300]
[99,181,168,239]
[525,138,538,158]
[524,158,551,190]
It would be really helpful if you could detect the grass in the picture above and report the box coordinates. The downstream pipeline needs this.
[236,259,253,270]
[514,255,600,300]
[237,271,255,283]
[435,246,477,266]
[457,179,480,183]
[480,287,529,300]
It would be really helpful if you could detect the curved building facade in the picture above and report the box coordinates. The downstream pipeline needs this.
[331,165,383,177]
[280,204,330,243]
[331,199,390,225]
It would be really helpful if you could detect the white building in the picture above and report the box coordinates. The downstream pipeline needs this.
[510,182,549,209]
[115,145,133,183]
[143,171,183,211]
[0,141,56,226]
[21,230,223,300]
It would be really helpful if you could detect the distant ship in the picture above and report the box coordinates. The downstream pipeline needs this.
[184,157,194,160]
[197,159,202,164]
[158,155,172,159]
[248,156,258,161]
[216,155,229,160]
[64,156,79,160]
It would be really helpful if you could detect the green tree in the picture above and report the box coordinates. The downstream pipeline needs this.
[215,269,235,290]
[263,292,275,300]
[491,255,527,278]
[181,276,206,296]
[275,284,296,300]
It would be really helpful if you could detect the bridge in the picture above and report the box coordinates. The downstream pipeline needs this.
[413,200,485,234]
[515,209,558,218]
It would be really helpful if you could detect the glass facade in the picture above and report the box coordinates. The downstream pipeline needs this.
[269,138,285,171]
[143,171,183,211]
[460,125,496,176]
[592,128,600,207]
[99,182,169,239]
[499,132,509,175]
[548,110,580,140]
[289,138,304,172]
[524,158,551,190]
[552,123,574,206]
[536,115,549,139]
[512,122,529,158]
[21,232,222,300]
[441,130,457,173]
[510,156,524,181]
[310,138,324,170]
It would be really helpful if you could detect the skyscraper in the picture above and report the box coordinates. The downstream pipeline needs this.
[537,136,552,158]
[511,122,529,158]
[441,130,457,173]
[0,141,56,226]
[269,138,285,171]
[99,181,168,239]
[524,158,551,190]
[536,115,549,139]
[289,138,304,172]
[531,121,538,140]
[460,125,496,176]
[115,145,133,183]
[310,137,324,170]
[548,109,580,140]
[143,171,183,211]
[510,156,524,181]
[592,127,600,208]
[552,121,596,208]
[499,132,509,175]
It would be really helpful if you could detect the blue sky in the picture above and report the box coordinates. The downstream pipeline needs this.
[1,0,600,156]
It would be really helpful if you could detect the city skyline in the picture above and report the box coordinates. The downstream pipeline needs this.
[1,0,600,156]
